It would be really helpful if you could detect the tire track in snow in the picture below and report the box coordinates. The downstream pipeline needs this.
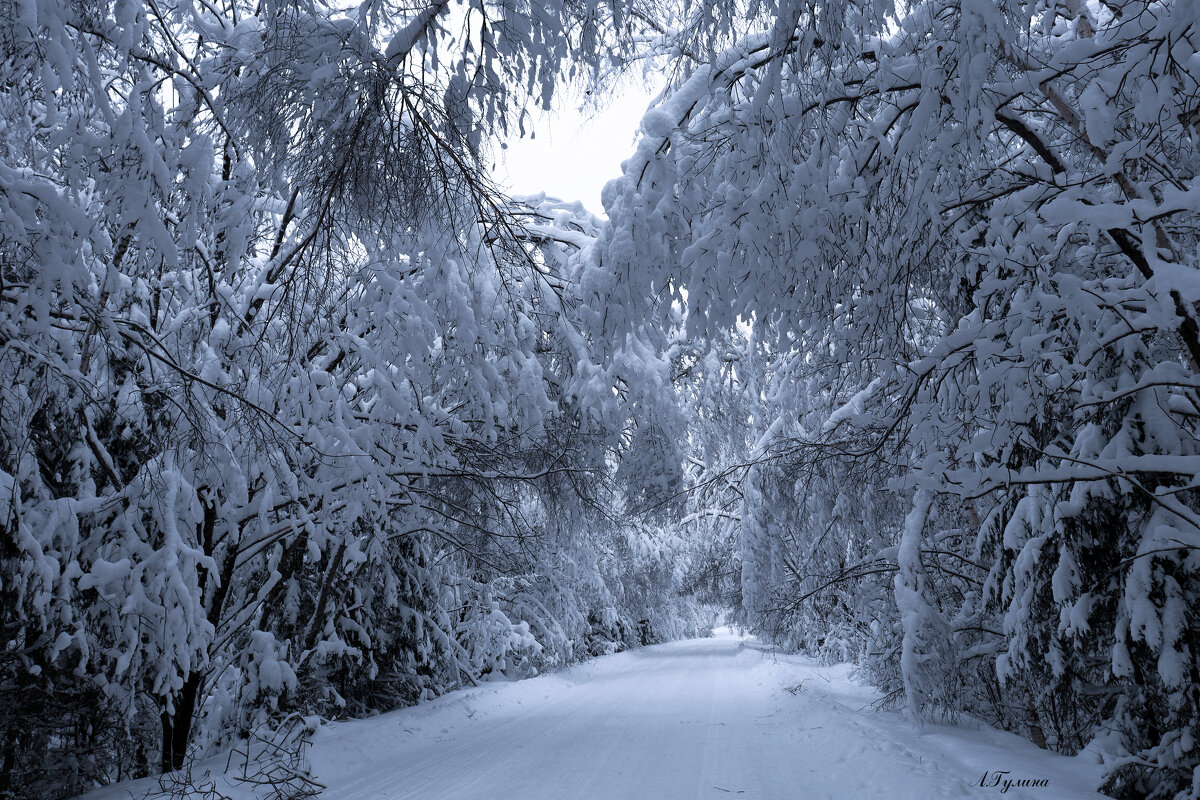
[302,633,1108,800]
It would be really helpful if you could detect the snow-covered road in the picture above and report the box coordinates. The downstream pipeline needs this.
[307,631,1106,800]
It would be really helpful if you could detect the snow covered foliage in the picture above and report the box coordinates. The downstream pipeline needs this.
[0,3,708,797]
[9,0,1200,795]
[596,0,1200,797]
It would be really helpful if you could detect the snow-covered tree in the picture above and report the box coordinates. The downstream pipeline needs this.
[0,2,706,796]
[596,0,1200,796]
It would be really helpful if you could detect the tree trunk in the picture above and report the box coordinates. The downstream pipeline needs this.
[160,671,203,773]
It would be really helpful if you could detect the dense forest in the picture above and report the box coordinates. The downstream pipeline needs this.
[1,0,1198,798]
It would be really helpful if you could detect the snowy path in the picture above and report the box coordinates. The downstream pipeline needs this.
[306,631,1106,800]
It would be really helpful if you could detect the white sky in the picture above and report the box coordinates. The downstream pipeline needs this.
[496,81,660,216]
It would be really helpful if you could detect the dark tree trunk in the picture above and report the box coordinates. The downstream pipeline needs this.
[160,670,203,773]
[160,499,227,774]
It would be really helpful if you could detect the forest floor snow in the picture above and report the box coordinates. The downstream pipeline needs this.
[83,629,1108,800]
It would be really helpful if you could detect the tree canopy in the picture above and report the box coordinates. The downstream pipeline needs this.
[3,0,1199,798]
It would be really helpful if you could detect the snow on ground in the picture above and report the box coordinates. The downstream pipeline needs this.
[82,629,1107,800]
